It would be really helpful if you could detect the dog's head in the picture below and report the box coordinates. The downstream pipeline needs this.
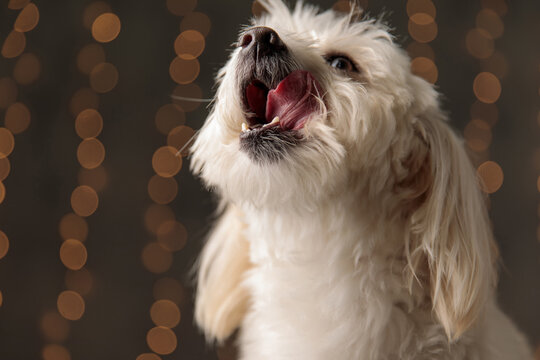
[192,0,497,341]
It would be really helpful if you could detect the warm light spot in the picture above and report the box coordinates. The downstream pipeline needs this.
[148,175,178,205]
[464,119,492,152]
[166,0,196,16]
[537,176,540,193]
[14,3,39,32]
[406,0,436,18]
[77,138,106,169]
[92,13,121,43]
[155,104,185,135]
[0,128,15,158]
[167,126,196,156]
[410,57,438,84]
[8,0,30,10]
[0,182,5,204]
[465,28,494,59]
[408,18,437,43]
[406,42,434,60]
[481,51,508,79]
[476,9,504,39]
[480,0,507,17]
[65,268,93,296]
[170,57,200,85]
[0,78,18,109]
[59,213,88,242]
[141,242,173,274]
[57,290,85,321]
[180,12,211,37]
[473,72,501,104]
[172,84,202,112]
[83,1,111,29]
[89,62,118,93]
[136,354,162,360]
[477,161,503,194]
[153,277,185,305]
[152,146,182,178]
[69,88,99,117]
[71,185,99,217]
[1,31,26,59]
[175,30,205,60]
[75,109,103,139]
[157,220,187,252]
[13,52,41,85]
[144,204,175,234]
[42,344,71,360]
[147,326,178,355]
[150,300,181,328]
[410,13,433,25]
[470,101,498,126]
[41,311,70,342]
[0,157,10,181]
[5,102,31,134]
[77,44,106,75]
[0,230,9,259]
[78,166,107,192]
[60,239,87,270]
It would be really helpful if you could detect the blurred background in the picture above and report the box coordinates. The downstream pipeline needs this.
[0,0,539,359]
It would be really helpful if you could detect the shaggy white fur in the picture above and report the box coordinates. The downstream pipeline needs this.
[191,1,532,359]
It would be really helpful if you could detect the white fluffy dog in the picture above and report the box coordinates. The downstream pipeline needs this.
[190,1,532,359]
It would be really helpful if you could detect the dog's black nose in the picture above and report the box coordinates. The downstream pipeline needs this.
[239,26,286,55]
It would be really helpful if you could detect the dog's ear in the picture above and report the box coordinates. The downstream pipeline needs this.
[404,106,498,341]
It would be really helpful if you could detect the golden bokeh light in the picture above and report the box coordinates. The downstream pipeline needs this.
[14,3,40,32]
[42,344,71,360]
[40,311,70,342]
[464,119,492,152]
[480,0,508,17]
[1,30,26,59]
[144,204,175,234]
[152,146,182,178]
[167,125,196,156]
[473,72,501,104]
[476,9,504,39]
[71,185,99,217]
[150,300,181,328]
[0,77,18,109]
[8,0,30,10]
[60,239,88,271]
[169,57,200,85]
[136,354,162,360]
[77,138,106,169]
[406,42,434,60]
[69,88,99,117]
[410,13,434,26]
[465,28,494,59]
[0,182,5,204]
[65,268,94,296]
[406,0,436,18]
[157,220,187,252]
[410,56,438,84]
[470,101,498,126]
[0,127,15,158]
[57,290,85,321]
[537,176,540,193]
[92,13,121,43]
[180,12,211,37]
[148,175,178,205]
[89,62,119,93]
[166,0,196,16]
[175,30,205,60]
[408,18,437,43]
[172,84,202,112]
[477,161,503,194]
[77,43,106,75]
[141,242,173,274]
[83,1,111,29]
[0,157,10,181]
[5,102,31,134]
[0,230,9,259]
[481,51,508,79]
[153,277,185,305]
[146,326,178,355]
[78,166,108,192]
[155,104,185,135]
[59,213,88,242]
[13,52,41,85]
[75,109,103,139]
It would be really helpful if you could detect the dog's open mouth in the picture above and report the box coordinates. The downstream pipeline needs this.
[241,70,322,134]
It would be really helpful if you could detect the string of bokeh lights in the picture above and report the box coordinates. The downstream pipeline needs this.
[0,0,40,309]
[39,3,121,359]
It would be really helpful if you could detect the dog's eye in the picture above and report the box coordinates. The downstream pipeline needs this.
[326,55,357,72]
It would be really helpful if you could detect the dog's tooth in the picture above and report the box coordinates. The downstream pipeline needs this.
[270,116,280,124]
[242,122,248,132]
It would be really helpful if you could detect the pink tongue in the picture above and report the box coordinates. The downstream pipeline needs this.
[266,70,322,130]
